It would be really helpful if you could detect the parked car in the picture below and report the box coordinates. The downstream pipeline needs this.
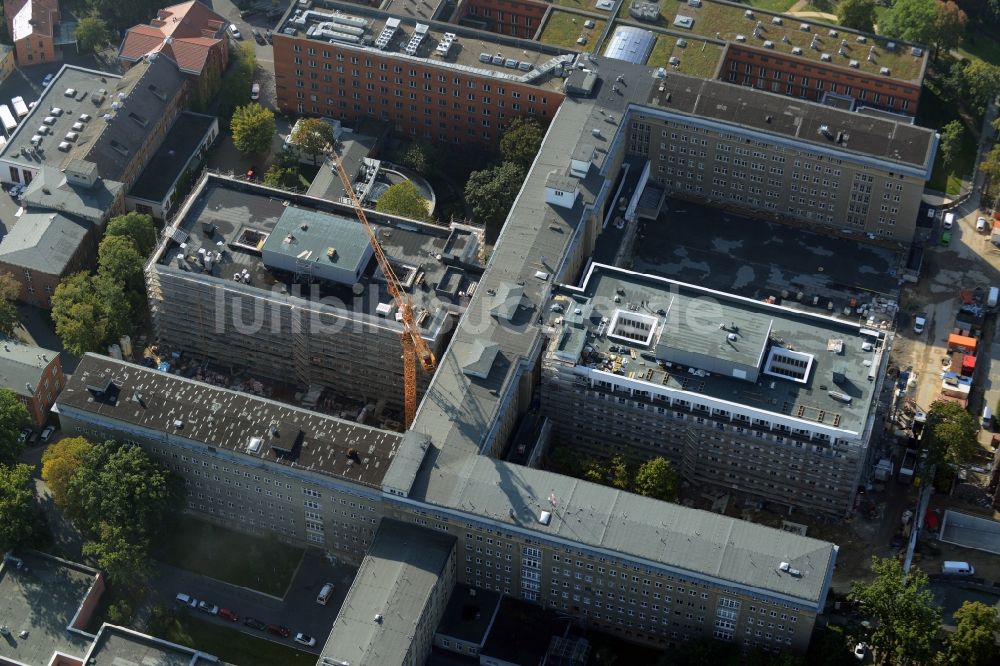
[250,82,260,100]
[267,624,290,638]
[41,73,54,87]
[26,431,38,446]
[912,313,926,335]
[243,617,267,631]
[175,593,198,607]
[940,230,952,246]
[218,607,239,622]
[197,601,219,615]
[18,428,30,443]
[251,28,266,45]
[977,216,989,232]
[228,24,242,39]
[40,426,55,443]
[264,29,273,44]
[294,633,316,647]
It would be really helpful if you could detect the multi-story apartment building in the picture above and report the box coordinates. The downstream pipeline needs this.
[541,262,890,516]
[0,338,64,427]
[453,0,548,39]
[272,0,569,144]
[626,72,937,243]
[4,0,62,65]
[146,173,483,414]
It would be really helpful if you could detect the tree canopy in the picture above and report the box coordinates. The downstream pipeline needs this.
[291,118,334,165]
[0,389,29,467]
[964,61,1000,115]
[376,181,432,221]
[849,556,941,665]
[98,235,147,313]
[106,212,156,257]
[231,103,275,156]
[85,0,160,30]
[983,144,1000,184]
[219,43,257,121]
[939,120,966,169]
[52,272,109,355]
[0,271,21,337]
[633,457,679,501]
[0,463,35,550]
[943,600,1000,665]
[934,1,970,52]
[42,436,94,509]
[399,140,438,175]
[881,0,940,45]
[83,522,152,587]
[74,15,110,53]
[500,117,546,168]
[923,399,980,466]
[837,0,876,34]
[465,162,526,228]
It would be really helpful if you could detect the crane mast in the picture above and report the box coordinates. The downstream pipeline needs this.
[328,152,436,428]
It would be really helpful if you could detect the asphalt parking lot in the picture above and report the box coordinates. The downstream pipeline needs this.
[633,199,903,310]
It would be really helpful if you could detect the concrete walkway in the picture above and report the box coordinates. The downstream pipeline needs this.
[785,10,839,22]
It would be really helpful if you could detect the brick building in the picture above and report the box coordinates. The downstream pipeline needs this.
[4,0,59,65]
[0,338,63,427]
[118,0,230,80]
[273,0,569,144]
[452,0,548,39]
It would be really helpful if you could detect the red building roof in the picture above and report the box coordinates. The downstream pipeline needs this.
[118,0,226,75]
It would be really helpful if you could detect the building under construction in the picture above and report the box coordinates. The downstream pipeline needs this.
[146,173,483,417]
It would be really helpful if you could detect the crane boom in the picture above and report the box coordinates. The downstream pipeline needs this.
[328,152,436,427]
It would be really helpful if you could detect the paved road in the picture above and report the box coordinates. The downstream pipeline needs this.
[151,548,357,653]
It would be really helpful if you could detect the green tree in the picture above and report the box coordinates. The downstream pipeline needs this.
[964,61,1000,115]
[291,117,334,166]
[41,436,94,509]
[608,454,631,490]
[263,163,299,189]
[983,144,1000,183]
[923,399,979,466]
[105,212,156,256]
[837,0,877,33]
[376,181,431,221]
[83,522,152,587]
[97,235,147,317]
[85,0,161,30]
[881,0,939,45]
[0,271,21,336]
[849,556,941,665]
[230,103,275,156]
[74,14,110,53]
[934,1,969,52]
[583,459,607,484]
[66,440,181,537]
[942,600,1000,665]
[632,457,678,501]
[0,389,29,467]
[0,463,35,550]
[465,162,526,228]
[52,272,109,354]
[939,120,965,168]
[500,117,545,168]
[399,140,437,175]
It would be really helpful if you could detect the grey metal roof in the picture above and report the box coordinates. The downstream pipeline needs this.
[81,625,218,666]
[59,355,404,488]
[262,206,372,275]
[645,70,937,172]
[390,57,838,607]
[604,26,657,64]
[0,211,90,275]
[0,338,59,398]
[21,165,122,224]
[128,112,217,204]
[305,133,379,202]
[320,519,456,666]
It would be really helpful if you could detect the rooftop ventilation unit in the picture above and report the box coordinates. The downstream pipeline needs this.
[79,113,91,122]
[65,132,78,141]
[791,47,802,55]
[538,511,552,525]
[247,436,263,454]
[849,59,859,68]
[763,40,774,48]
[57,141,70,152]
[879,67,890,75]
[64,88,76,97]
[771,16,782,24]
[820,53,831,61]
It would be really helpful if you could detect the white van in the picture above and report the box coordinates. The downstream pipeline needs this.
[943,212,955,229]
[982,405,992,428]
[941,561,975,576]
[228,23,242,39]
[316,583,335,605]
[977,217,989,232]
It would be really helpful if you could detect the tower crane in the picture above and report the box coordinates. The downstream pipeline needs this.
[328,152,436,428]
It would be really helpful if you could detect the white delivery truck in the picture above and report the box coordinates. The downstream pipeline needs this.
[10,96,28,119]
[0,105,16,134]
[941,561,975,575]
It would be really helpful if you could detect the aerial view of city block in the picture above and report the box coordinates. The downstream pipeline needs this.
[0,0,999,663]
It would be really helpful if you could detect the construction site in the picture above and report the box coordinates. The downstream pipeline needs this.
[145,172,484,428]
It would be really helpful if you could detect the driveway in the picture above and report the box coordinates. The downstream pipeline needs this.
[151,548,356,653]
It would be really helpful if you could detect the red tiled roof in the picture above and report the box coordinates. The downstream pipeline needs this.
[117,0,226,74]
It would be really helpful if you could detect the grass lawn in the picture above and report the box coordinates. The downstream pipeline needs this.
[920,86,977,196]
[552,0,612,15]
[745,0,798,13]
[154,515,303,597]
[675,41,725,77]
[647,34,678,67]
[956,31,1000,65]
[157,611,316,666]
[539,10,606,50]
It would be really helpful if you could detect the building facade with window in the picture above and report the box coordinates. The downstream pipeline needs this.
[271,0,568,145]
[0,338,64,427]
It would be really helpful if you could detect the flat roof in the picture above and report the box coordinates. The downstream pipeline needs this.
[305,133,379,202]
[435,584,501,646]
[0,211,91,275]
[388,58,837,607]
[644,70,937,174]
[0,337,58,398]
[128,112,217,203]
[0,551,98,665]
[320,519,456,665]
[605,26,657,64]
[279,0,575,91]
[262,205,372,275]
[58,355,404,488]
[82,625,218,666]
[554,263,882,434]
[651,0,927,83]
[154,175,483,343]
